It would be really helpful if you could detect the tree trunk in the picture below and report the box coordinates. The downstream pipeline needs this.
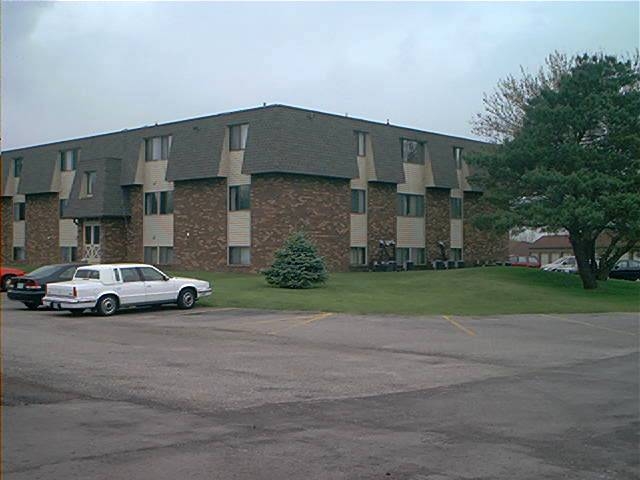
[570,236,598,290]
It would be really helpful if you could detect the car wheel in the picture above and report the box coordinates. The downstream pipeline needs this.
[96,295,118,316]
[177,288,196,309]
[69,309,85,316]
[24,302,39,310]
[1,275,15,292]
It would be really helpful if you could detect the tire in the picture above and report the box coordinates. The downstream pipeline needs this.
[1,275,15,292]
[177,288,196,310]
[24,302,39,310]
[96,295,119,316]
[69,309,85,316]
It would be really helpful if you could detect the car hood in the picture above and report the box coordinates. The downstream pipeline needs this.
[171,277,211,287]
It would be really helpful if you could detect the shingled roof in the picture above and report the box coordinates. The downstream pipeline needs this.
[2,104,488,196]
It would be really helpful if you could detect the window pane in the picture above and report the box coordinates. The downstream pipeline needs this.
[451,248,462,261]
[240,124,249,149]
[454,147,463,169]
[351,190,365,213]
[161,136,171,159]
[14,158,22,177]
[93,226,100,244]
[402,140,420,163]
[229,247,250,265]
[230,185,250,211]
[350,247,366,266]
[451,198,462,219]
[160,191,173,214]
[145,193,158,215]
[140,266,165,281]
[59,199,68,218]
[229,125,241,150]
[84,225,91,244]
[152,137,162,160]
[145,139,153,161]
[159,247,173,265]
[357,132,366,156]
[396,248,409,264]
[121,268,142,283]
[144,247,155,264]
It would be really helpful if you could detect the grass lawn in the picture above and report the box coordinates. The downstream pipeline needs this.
[169,267,640,316]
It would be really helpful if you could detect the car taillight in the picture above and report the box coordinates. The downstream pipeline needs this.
[73,287,77,297]
[25,279,40,290]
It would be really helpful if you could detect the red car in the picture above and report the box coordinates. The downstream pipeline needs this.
[1,266,27,291]
[508,255,540,268]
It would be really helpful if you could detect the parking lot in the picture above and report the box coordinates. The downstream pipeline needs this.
[2,295,639,480]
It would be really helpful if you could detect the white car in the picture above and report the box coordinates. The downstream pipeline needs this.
[43,264,212,316]
[541,256,577,274]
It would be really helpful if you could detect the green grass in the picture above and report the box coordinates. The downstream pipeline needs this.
[169,267,640,316]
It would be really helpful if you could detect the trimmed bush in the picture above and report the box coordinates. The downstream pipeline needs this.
[263,231,328,289]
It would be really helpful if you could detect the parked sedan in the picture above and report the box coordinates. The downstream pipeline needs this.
[1,266,26,291]
[609,259,640,281]
[43,263,212,316]
[541,256,577,274]
[7,263,85,310]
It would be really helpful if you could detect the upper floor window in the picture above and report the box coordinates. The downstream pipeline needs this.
[144,191,173,215]
[145,135,172,161]
[13,157,23,177]
[60,149,79,171]
[13,202,25,221]
[229,124,249,151]
[356,132,367,156]
[59,199,68,218]
[450,197,463,219]
[397,194,424,217]
[229,185,250,211]
[85,171,96,197]
[402,139,421,164]
[351,189,366,214]
[454,147,463,169]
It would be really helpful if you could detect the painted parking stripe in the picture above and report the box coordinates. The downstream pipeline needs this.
[540,314,638,336]
[442,315,476,337]
[269,312,334,335]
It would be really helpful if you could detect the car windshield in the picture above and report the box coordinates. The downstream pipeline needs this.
[27,265,61,277]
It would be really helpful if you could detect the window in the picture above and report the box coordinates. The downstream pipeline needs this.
[351,189,366,214]
[144,246,174,265]
[84,225,100,245]
[121,267,142,283]
[454,147,463,169]
[60,247,77,262]
[59,199,68,218]
[75,269,100,280]
[139,266,166,282]
[145,193,158,215]
[159,191,173,214]
[60,149,78,171]
[451,248,463,261]
[402,139,420,163]
[396,248,409,264]
[450,197,463,219]
[229,124,249,151]
[229,246,250,265]
[229,185,250,211]
[13,247,25,261]
[397,194,424,217]
[145,191,173,215]
[144,246,158,264]
[356,132,367,156]
[350,247,366,266]
[113,268,121,282]
[397,248,425,265]
[13,202,25,221]
[13,158,23,177]
[85,171,96,197]
[145,135,172,161]
[413,248,426,265]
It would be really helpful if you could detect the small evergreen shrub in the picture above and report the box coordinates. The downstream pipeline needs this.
[263,231,328,289]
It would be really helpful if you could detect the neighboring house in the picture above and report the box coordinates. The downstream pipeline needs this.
[509,240,533,258]
[529,234,639,266]
[1,104,508,272]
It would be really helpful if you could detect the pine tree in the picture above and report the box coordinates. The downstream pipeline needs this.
[263,231,328,289]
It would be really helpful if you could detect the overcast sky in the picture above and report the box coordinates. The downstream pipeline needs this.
[2,1,638,150]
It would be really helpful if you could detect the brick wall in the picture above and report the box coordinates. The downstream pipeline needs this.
[124,186,143,262]
[101,218,129,263]
[425,188,450,262]
[367,182,397,264]
[252,174,351,272]
[2,197,13,263]
[25,193,59,265]
[173,178,227,271]
[463,191,509,264]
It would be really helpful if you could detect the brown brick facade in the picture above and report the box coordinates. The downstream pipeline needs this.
[367,182,397,264]
[173,179,227,271]
[2,197,13,263]
[463,191,509,264]
[25,193,59,265]
[101,218,128,263]
[124,186,143,262]
[252,174,351,272]
[425,188,451,262]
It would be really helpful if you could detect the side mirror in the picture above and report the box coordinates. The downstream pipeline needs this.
[164,275,171,281]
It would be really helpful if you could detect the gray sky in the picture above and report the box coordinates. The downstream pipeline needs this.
[2,1,638,150]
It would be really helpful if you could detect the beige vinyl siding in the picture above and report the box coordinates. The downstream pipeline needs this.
[59,219,78,247]
[59,171,76,198]
[228,151,250,186]
[450,219,463,248]
[13,220,25,247]
[143,215,174,246]
[143,160,173,192]
[397,217,425,247]
[459,161,472,191]
[4,175,20,196]
[350,213,367,247]
[351,157,368,190]
[228,210,251,246]
[397,163,425,194]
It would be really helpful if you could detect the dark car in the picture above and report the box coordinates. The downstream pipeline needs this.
[609,259,640,281]
[7,263,86,309]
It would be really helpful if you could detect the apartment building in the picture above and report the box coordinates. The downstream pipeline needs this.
[1,104,508,271]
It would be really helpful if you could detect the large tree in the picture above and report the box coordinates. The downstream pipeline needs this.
[469,53,640,289]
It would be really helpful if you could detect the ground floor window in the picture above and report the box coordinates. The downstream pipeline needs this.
[144,246,174,265]
[229,246,250,265]
[61,246,78,262]
[13,247,25,261]
[396,247,425,265]
[350,247,367,266]
[451,248,463,261]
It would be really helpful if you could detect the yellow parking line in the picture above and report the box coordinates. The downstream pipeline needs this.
[442,315,476,337]
[208,307,239,312]
[242,314,318,326]
[269,312,334,335]
[541,314,638,337]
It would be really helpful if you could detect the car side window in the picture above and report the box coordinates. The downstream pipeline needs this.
[121,268,142,283]
[629,260,640,268]
[139,267,165,282]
